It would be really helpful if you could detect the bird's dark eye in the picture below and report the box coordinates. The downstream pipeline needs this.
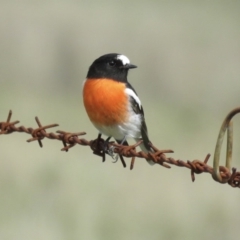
[108,60,116,67]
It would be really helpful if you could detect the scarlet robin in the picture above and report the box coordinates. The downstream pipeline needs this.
[83,53,154,164]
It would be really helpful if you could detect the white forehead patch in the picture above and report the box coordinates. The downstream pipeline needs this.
[117,55,130,65]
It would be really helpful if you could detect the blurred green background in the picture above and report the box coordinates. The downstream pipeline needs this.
[1,1,240,240]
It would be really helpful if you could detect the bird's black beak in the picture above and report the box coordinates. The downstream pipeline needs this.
[121,64,137,69]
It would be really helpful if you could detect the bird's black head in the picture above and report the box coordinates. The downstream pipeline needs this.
[86,53,137,82]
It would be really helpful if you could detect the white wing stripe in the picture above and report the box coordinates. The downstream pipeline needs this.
[124,88,142,108]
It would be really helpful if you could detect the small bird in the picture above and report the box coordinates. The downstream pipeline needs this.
[83,53,154,165]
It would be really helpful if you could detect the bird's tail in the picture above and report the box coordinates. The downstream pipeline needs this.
[137,140,155,165]
[135,120,155,165]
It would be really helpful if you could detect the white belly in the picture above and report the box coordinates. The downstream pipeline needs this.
[92,113,142,141]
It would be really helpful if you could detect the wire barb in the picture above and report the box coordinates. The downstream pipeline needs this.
[0,110,20,134]
[0,109,240,189]
[27,116,59,147]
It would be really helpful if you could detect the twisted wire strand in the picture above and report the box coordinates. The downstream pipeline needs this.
[0,110,239,189]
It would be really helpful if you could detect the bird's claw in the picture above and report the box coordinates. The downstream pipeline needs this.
[107,146,119,163]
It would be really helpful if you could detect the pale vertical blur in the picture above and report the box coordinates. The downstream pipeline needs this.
[0,1,240,240]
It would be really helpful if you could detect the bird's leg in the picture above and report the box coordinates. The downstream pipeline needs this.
[103,136,112,152]
[98,135,117,160]
[110,137,126,163]
[119,137,127,145]
[104,136,118,159]
[96,133,102,147]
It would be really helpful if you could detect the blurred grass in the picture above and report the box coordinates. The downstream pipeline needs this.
[0,1,240,240]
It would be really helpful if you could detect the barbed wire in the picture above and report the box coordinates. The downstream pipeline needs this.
[0,109,239,189]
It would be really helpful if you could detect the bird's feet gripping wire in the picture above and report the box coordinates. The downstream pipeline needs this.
[92,134,126,168]
[103,136,119,162]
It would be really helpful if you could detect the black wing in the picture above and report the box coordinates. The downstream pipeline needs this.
[126,82,151,151]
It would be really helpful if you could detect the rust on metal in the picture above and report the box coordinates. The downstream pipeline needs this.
[0,109,239,189]
[213,107,240,183]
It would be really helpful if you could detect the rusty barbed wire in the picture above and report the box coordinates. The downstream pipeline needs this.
[0,109,240,189]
